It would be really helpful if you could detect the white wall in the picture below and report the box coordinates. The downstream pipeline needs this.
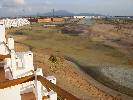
[0,24,6,42]
[48,90,57,100]
[7,37,14,50]
[0,85,21,100]
[0,24,8,55]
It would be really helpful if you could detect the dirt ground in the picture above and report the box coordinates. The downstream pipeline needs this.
[14,44,131,100]
[88,23,133,58]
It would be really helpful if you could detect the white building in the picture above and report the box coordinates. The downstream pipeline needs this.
[0,24,57,100]
[0,18,30,28]
[74,16,104,19]
[74,16,86,19]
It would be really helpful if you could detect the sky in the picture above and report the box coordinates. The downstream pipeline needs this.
[0,0,133,17]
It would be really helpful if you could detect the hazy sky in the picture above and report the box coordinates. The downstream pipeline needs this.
[0,0,133,17]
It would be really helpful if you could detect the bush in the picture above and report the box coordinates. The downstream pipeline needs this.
[49,55,57,63]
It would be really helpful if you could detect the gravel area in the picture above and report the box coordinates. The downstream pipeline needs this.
[101,66,133,89]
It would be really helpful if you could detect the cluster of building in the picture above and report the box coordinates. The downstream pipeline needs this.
[73,16,105,19]
[0,18,30,28]
[0,15,104,28]
[108,16,133,19]
[0,24,57,100]
[28,17,65,23]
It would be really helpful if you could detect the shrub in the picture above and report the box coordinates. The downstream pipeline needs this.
[49,55,57,63]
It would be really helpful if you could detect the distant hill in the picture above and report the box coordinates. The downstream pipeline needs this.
[76,13,104,16]
[40,10,103,17]
[42,10,75,16]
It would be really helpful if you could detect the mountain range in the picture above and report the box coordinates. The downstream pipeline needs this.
[38,10,104,17]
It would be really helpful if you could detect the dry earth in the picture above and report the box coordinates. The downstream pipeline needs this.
[14,45,125,100]
[11,22,133,100]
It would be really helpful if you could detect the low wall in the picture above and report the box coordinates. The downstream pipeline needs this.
[0,85,21,100]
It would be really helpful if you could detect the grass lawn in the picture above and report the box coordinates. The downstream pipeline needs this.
[13,23,132,67]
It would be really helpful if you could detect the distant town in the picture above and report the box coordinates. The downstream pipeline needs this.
[0,14,133,29]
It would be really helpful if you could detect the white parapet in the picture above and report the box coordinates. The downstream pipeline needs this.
[0,24,6,43]
[36,68,43,76]
[0,43,8,55]
[20,81,34,94]
[34,69,44,100]
[7,37,14,50]
[0,24,7,55]
[48,90,57,100]
[4,68,13,80]
[11,51,34,79]
[0,85,21,100]
[4,58,13,80]
[10,50,17,79]
[16,51,34,69]
[3,50,35,79]
[46,76,56,84]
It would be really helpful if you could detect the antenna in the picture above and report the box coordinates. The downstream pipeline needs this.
[53,9,55,17]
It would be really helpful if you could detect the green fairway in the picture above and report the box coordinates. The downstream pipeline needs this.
[13,23,132,67]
